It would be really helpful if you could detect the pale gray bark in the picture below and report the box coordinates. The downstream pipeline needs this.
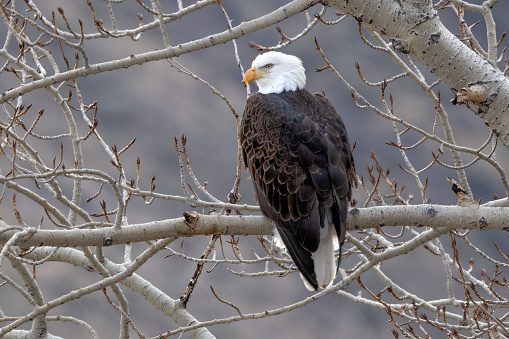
[326,0,509,147]
[3,331,64,339]
[0,205,506,248]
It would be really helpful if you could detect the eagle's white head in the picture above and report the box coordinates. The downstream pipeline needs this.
[243,51,306,94]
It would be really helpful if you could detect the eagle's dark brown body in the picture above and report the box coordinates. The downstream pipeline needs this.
[240,88,356,290]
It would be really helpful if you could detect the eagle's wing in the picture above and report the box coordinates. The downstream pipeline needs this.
[240,90,355,290]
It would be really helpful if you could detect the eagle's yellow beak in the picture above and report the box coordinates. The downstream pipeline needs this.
[243,67,266,86]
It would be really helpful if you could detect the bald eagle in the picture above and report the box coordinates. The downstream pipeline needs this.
[240,52,356,290]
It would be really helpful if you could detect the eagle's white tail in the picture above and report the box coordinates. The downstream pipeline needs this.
[309,211,339,290]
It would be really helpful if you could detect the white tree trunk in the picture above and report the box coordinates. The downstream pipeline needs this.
[326,0,509,147]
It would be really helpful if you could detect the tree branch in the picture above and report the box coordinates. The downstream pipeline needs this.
[0,0,320,104]
[1,205,507,248]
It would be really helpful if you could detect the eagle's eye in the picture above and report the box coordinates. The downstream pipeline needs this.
[264,63,274,69]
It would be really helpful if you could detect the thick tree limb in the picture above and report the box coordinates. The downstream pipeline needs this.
[1,205,507,248]
[326,0,509,147]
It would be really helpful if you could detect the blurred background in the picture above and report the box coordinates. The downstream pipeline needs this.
[1,1,508,338]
